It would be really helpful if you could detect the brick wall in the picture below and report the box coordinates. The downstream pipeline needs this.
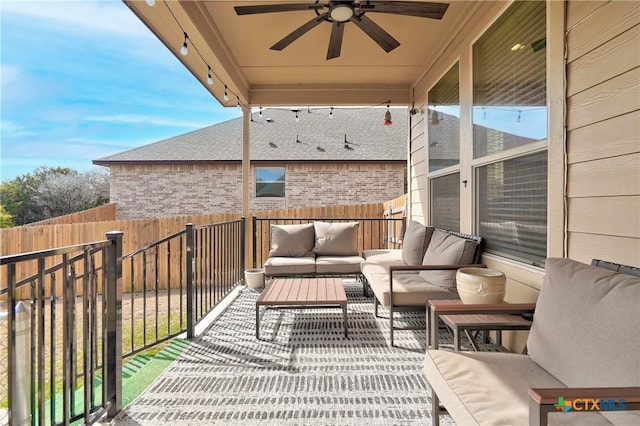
[109,162,405,219]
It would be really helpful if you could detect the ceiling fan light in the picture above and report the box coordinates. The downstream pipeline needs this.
[330,4,354,22]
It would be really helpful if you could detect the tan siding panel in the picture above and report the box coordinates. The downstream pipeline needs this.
[567,68,640,131]
[567,25,640,96]
[566,1,639,62]
[568,232,640,267]
[568,153,640,197]
[568,196,640,238]
[566,0,608,30]
[568,111,640,164]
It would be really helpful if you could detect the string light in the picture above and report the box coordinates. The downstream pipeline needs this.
[294,110,300,122]
[516,110,521,123]
[180,32,189,56]
[163,1,245,108]
[329,107,334,119]
[259,107,263,118]
[384,104,392,126]
[145,0,155,6]
[483,107,487,119]
[207,66,213,85]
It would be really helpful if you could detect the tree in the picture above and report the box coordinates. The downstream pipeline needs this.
[0,166,109,225]
[0,204,14,228]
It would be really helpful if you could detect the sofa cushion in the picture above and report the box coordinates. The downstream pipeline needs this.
[316,255,365,274]
[263,256,316,276]
[361,249,404,268]
[527,258,640,395]
[419,230,478,290]
[401,221,433,265]
[363,263,455,306]
[313,221,359,256]
[268,223,315,257]
[423,350,610,426]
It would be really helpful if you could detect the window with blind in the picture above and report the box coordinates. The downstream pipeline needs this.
[256,167,285,197]
[472,0,547,158]
[477,151,547,266]
[471,0,548,266]
[431,173,460,232]
[428,62,460,172]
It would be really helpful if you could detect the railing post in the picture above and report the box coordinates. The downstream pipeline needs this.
[241,217,246,276]
[185,223,195,339]
[251,216,257,268]
[104,231,123,419]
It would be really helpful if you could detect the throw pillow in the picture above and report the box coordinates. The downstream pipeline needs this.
[313,221,359,256]
[401,221,433,265]
[419,229,477,290]
[268,223,315,257]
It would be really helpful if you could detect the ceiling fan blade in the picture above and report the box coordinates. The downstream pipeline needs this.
[359,1,449,19]
[235,3,324,15]
[270,13,328,51]
[327,21,345,60]
[351,14,400,53]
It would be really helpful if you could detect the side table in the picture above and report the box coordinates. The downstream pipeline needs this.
[427,299,536,350]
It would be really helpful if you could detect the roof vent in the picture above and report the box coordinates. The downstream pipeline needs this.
[268,142,278,148]
[265,118,274,123]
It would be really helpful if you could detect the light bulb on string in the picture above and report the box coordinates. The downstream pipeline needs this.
[483,107,487,119]
[180,32,189,56]
[384,105,392,126]
[145,0,155,6]
[223,85,229,102]
[329,107,334,119]
[516,110,521,123]
[259,107,263,118]
[206,66,213,85]
[295,110,299,122]
[236,96,241,108]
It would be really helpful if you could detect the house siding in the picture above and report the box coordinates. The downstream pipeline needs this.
[565,0,640,266]
[110,162,405,219]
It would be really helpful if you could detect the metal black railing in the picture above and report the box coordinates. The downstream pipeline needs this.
[252,216,405,268]
[0,232,123,425]
[1,218,246,425]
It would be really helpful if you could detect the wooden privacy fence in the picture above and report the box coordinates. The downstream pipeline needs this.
[1,200,405,298]
[383,194,408,248]
[26,203,117,226]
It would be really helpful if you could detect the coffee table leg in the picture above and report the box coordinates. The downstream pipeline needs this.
[256,304,260,339]
[342,303,348,337]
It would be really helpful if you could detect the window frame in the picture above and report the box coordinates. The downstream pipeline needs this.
[255,166,286,198]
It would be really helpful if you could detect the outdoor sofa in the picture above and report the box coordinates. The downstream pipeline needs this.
[263,221,365,281]
[360,221,483,345]
[423,257,640,426]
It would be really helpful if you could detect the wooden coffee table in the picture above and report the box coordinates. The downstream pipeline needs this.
[256,277,348,339]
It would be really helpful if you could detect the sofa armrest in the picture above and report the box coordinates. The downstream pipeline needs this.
[429,300,537,315]
[528,387,640,426]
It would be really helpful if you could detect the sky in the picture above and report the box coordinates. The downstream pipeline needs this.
[0,0,242,182]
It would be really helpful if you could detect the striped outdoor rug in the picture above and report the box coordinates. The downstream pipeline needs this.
[114,279,455,426]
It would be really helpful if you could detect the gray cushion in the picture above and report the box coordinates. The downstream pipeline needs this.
[401,221,433,265]
[268,224,315,257]
[263,256,316,275]
[419,230,478,290]
[316,255,364,274]
[313,221,359,256]
[527,258,640,393]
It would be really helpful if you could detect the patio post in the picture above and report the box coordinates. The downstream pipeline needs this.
[104,230,123,418]
[241,106,254,270]
[185,223,195,338]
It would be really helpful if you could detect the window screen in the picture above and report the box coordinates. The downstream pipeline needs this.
[477,151,547,266]
[431,173,460,232]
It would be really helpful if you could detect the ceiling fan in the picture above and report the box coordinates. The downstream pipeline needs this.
[234,1,449,60]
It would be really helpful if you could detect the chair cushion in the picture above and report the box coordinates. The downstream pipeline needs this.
[527,258,640,393]
[423,350,611,426]
[263,256,316,275]
[364,265,455,306]
[316,255,365,274]
[313,221,359,256]
[419,230,478,290]
[401,221,433,265]
[268,223,315,257]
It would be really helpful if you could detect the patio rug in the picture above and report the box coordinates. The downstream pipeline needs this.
[114,279,456,426]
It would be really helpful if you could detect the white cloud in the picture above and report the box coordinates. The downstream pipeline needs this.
[0,120,38,137]
[84,114,212,129]
[0,0,153,39]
